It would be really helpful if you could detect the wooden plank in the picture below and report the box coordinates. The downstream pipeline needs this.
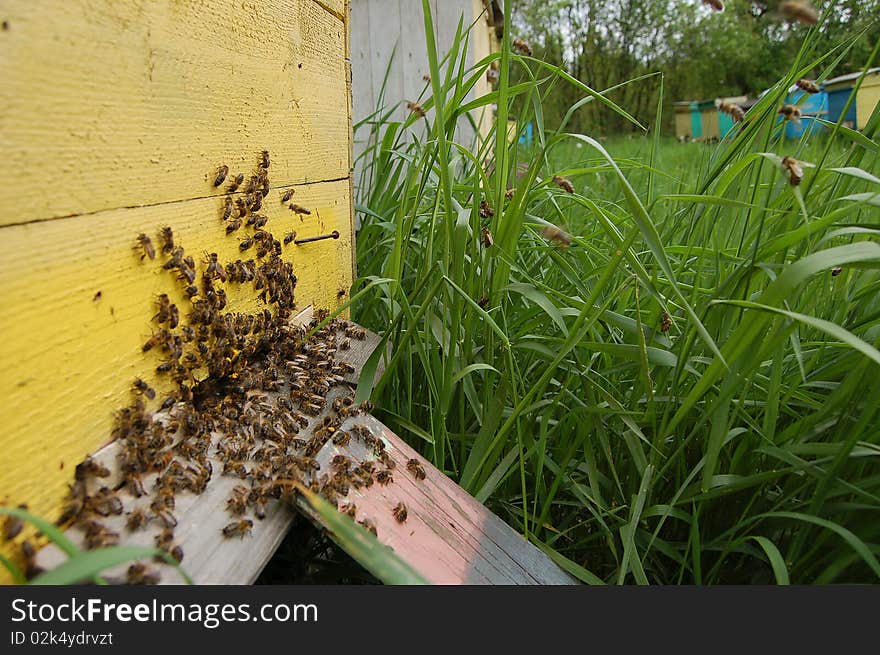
[0,0,349,225]
[33,311,386,584]
[305,415,577,584]
[0,179,353,572]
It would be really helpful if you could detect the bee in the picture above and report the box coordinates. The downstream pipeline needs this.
[226,486,249,515]
[406,458,426,481]
[281,189,295,203]
[132,378,156,400]
[76,457,111,481]
[136,233,156,260]
[213,164,229,187]
[251,214,268,229]
[660,312,673,333]
[154,293,172,324]
[225,218,242,235]
[206,252,227,282]
[2,511,24,541]
[477,294,489,309]
[701,0,724,10]
[227,173,244,193]
[541,225,572,248]
[778,104,802,123]
[259,150,270,169]
[157,226,174,255]
[406,101,426,118]
[21,540,44,580]
[283,231,297,245]
[222,196,234,221]
[358,518,378,536]
[142,329,169,352]
[376,469,393,486]
[169,304,179,329]
[553,175,574,194]
[236,198,248,218]
[796,78,820,94]
[222,519,253,539]
[92,291,102,301]
[125,507,150,532]
[289,204,311,215]
[780,1,818,25]
[239,237,253,252]
[392,502,408,523]
[152,508,177,529]
[717,101,744,122]
[422,74,431,82]
[781,156,804,186]
[479,199,494,218]
[512,38,532,56]
[83,521,120,549]
[480,226,494,248]
[831,266,843,277]
[338,502,357,519]
[126,562,160,585]
[505,187,516,199]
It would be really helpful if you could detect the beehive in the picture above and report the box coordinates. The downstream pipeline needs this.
[0,0,353,579]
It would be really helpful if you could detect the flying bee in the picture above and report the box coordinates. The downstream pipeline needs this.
[660,312,673,333]
[780,1,818,25]
[717,101,744,122]
[406,458,426,481]
[541,225,572,248]
[512,38,532,56]
[406,101,426,118]
[796,78,820,94]
[281,189,295,203]
[831,266,843,277]
[132,378,156,400]
[283,231,297,245]
[479,199,494,219]
[701,0,724,10]
[422,74,431,82]
[480,226,494,248]
[553,175,574,193]
[158,226,174,254]
[259,150,270,169]
[213,164,229,187]
[392,502,408,523]
[289,204,311,215]
[227,173,244,192]
[505,186,516,199]
[226,218,242,234]
[781,156,804,186]
[136,233,156,260]
[126,563,160,585]
[222,519,253,539]
[778,104,802,123]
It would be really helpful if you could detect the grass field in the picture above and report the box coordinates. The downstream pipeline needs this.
[348,1,880,584]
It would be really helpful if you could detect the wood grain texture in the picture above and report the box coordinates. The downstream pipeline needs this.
[0,179,353,574]
[34,312,384,585]
[0,0,349,225]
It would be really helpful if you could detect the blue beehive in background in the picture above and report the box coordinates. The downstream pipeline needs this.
[784,87,828,138]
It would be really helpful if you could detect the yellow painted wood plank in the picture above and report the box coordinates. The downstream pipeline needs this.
[0,178,352,575]
[0,0,350,225]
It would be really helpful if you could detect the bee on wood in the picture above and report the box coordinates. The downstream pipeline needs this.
[136,233,156,260]
[259,150,270,169]
[222,196,234,221]
[701,0,724,10]
[126,475,147,498]
[157,226,174,255]
[281,189,295,203]
[553,175,574,194]
[251,214,268,229]
[2,510,24,541]
[239,237,253,252]
[407,101,426,118]
[227,173,244,193]
[213,164,229,187]
[235,198,248,218]
[376,469,393,486]
[205,252,227,282]
[541,225,572,248]
[781,156,804,186]
[222,519,253,539]
[92,291,102,302]
[126,562,160,585]
[512,38,532,56]
[831,266,843,277]
[76,457,111,481]
[83,521,120,549]
[480,226,494,248]
[778,104,802,124]
[660,312,673,333]
[142,329,169,352]
[358,518,378,536]
[226,486,249,516]
[21,540,44,580]
[289,203,311,215]
[392,502,408,523]
[152,508,177,529]
[250,194,263,213]
[132,378,156,400]
[283,231,297,245]
[338,502,357,519]
[406,458,426,481]
[154,293,172,324]
[796,78,820,94]
[163,246,184,270]
[780,1,818,25]
[717,101,745,122]
[225,218,242,235]
[125,507,150,532]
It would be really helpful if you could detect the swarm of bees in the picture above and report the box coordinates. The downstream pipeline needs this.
[780,1,818,26]
[12,150,419,585]
[781,156,804,186]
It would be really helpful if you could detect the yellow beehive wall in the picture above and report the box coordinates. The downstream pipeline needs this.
[674,107,692,140]
[0,0,352,579]
[856,72,880,131]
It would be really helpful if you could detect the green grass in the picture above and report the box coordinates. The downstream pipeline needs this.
[350,0,880,584]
